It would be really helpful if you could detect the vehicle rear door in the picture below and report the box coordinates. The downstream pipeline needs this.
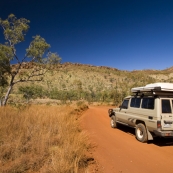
[160,99,173,130]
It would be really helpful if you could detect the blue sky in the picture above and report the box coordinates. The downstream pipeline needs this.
[0,0,173,71]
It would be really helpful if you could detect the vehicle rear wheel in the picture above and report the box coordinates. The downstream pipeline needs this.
[110,115,118,128]
[135,123,148,143]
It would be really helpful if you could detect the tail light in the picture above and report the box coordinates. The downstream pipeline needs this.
[157,121,161,130]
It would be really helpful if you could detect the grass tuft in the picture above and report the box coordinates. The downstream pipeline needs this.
[0,105,89,173]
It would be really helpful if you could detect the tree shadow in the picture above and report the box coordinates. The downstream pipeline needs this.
[116,124,173,147]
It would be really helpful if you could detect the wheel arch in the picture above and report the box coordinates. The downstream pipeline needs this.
[135,120,153,141]
[136,120,146,126]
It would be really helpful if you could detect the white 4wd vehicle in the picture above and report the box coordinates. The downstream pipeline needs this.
[108,83,173,143]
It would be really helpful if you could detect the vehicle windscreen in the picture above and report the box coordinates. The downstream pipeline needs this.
[121,99,129,109]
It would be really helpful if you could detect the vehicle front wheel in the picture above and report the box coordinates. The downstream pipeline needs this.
[110,115,118,128]
[135,123,148,143]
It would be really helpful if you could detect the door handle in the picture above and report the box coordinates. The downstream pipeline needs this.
[148,116,153,120]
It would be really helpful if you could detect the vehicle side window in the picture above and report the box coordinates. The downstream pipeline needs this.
[130,98,141,108]
[142,98,154,109]
[121,99,129,109]
[162,100,171,113]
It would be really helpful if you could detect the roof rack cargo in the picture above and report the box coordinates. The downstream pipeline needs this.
[131,83,173,93]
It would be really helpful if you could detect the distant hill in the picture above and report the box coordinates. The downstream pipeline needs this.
[10,62,173,105]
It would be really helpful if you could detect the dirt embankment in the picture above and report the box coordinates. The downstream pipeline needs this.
[82,106,173,173]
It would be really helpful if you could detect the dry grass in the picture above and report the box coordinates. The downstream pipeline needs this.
[0,104,90,173]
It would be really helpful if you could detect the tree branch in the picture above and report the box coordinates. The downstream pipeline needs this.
[14,67,48,84]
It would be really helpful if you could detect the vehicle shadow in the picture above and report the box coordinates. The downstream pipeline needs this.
[117,124,135,136]
[148,137,173,147]
[116,124,173,147]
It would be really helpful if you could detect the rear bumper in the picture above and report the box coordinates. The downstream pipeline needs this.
[153,130,173,137]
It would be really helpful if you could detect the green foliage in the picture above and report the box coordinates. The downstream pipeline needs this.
[0,44,13,65]
[0,44,13,85]
[45,52,61,64]
[18,85,44,102]
[26,35,50,62]
[0,14,61,106]
[0,14,30,45]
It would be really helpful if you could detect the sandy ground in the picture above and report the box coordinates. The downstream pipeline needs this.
[82,106,173,173]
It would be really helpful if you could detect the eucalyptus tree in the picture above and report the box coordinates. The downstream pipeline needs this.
[0,14,61,106]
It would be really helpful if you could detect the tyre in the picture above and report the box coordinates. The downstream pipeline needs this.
[110,115,118,128]
[135,123,148,143]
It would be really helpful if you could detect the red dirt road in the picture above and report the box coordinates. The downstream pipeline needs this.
[82,106,173,173]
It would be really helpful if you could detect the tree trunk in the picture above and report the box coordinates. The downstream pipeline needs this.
[2,85,13,106]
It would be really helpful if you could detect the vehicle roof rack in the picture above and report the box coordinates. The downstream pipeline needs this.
[131,91,173,97]
[131,83,173,93]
